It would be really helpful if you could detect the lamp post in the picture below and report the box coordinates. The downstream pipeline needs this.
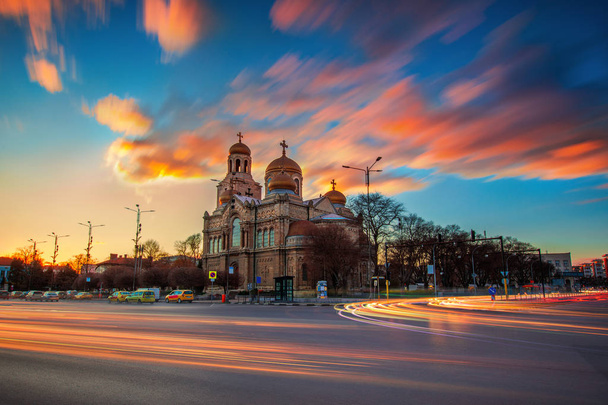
[78,221,104,278]
[48,232,69,289]
[125,204,154,290]
[471,245,485,295]
[343,156,382,298]
[27,238,47,290]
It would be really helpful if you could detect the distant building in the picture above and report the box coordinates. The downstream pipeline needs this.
[0,257,11,290]
[591,258,606,278]
[543,252,572,276]
[94,254,135,274]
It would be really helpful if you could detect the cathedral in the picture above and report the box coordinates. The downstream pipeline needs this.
[201,133,367,294]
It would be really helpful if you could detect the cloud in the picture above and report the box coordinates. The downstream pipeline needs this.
[270,0,490,58]
[25,55,62,93]
[105,120,235,183]
[84,94,153,136]
[143,0,211,61]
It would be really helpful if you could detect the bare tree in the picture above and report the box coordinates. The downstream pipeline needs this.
[309,224,363,295]
[142,239,168,262]
[348,193,405,274]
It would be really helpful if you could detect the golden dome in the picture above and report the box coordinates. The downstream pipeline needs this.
[266,155,301,175]
[229,141,251,156]
[324,179,346,205]
[268,171,296,193]
[218,188,234,205]
[325,189,347,205]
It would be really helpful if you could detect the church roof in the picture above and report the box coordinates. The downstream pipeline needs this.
[233,195,261,205]
[310,213,352,221]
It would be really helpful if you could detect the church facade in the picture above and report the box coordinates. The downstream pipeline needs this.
[201,133,367,293]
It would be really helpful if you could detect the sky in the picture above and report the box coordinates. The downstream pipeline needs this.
[0,0,606,266]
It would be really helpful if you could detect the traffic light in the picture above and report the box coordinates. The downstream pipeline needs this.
[471,230,476,241]
[386,270,391,280]
[437,234,442,243]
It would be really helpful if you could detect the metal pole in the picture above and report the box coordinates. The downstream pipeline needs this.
[538,249,545,298]
[433,244,437,298]
[125,205,154,291]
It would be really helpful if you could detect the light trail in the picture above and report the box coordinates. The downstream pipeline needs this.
[336,292,608,348]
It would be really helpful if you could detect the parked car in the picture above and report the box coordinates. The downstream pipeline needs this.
[56,291,67,299]
[74,292,93,300]
[43,291,59,302]
[165,290,194,303]
[25,291,45,301]
[125,291,155,304]
[10,291,25,299]
[108,291,131,304]
[66,290,78,299]
[0,291,9,300]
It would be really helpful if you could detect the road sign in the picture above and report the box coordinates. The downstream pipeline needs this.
[209,271,217,280]
[229,266,234,274]
[86,277,90,282]
[256,276,261,284]
[427,265,434,275]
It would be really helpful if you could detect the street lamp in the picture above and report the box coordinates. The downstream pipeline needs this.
[27,238,47,290]
[125,204,155,290]
[48,232,69,289]
[78,221,104,277]
[343,157,382,298]
[471,245,484,295]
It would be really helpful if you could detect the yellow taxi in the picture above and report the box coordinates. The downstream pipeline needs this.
[108,291,132,304]
[74,292,93,300]
[164,290,194,303]
[125,291,155,304]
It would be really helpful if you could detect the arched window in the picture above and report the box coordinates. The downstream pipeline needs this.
[229,160,232,173]
[257,230,263,248]
[244,160,248,173]
[235,159,241,172]
[209,238,213,254]
[269,228,275,246]
[302,263,308,281]
[263,229,268,247]
[218,236,222,252]
[232,218,241,247]
[294,178,300,195]
[213,238,217,253]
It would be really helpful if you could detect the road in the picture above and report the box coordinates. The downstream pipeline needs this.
[0,297,607,404]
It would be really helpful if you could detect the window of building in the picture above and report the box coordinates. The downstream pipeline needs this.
[229,160,232,173]
[563,260,569,266]
[302,263,308,281]
[294,178,300,195]
[218,236,222,252]
[263,229,268,247]
[244,160,248,173]
[232,218,241,247]
[236,159,241,172]
[269,228,275,246]
[257,230,262,248]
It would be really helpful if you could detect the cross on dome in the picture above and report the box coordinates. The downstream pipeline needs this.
[330,179,337,190]
[280,139,288,155]
[237,131,243,142]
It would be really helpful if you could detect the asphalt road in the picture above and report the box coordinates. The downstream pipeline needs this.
[0,298,607,404]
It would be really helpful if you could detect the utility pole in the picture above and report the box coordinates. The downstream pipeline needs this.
[27,238,47,290]
[125,204,155,290]
[343,156,382,298]
[48,232,69,289]
[48,232,70,268]
[78,221,104,276]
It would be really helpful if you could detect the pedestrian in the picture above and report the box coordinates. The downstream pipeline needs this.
[488,286,496,301]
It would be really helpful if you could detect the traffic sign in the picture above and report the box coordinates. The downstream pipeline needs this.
[229,266,234,274]
[209,271,217,280]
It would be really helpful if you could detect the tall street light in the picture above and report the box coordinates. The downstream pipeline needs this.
[48,232,70,268]
[48,232,69,289]
[78,221,104,278]
[27,238,47,290]
[343,156,382,298]
[125,204,155,290]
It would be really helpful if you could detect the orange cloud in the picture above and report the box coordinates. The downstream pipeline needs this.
[270,0,340,32]
[143,0,210,60]
[85,94,153,136]
[106,120,236,183]
[25,55,62,93]
[0,0,55,52]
